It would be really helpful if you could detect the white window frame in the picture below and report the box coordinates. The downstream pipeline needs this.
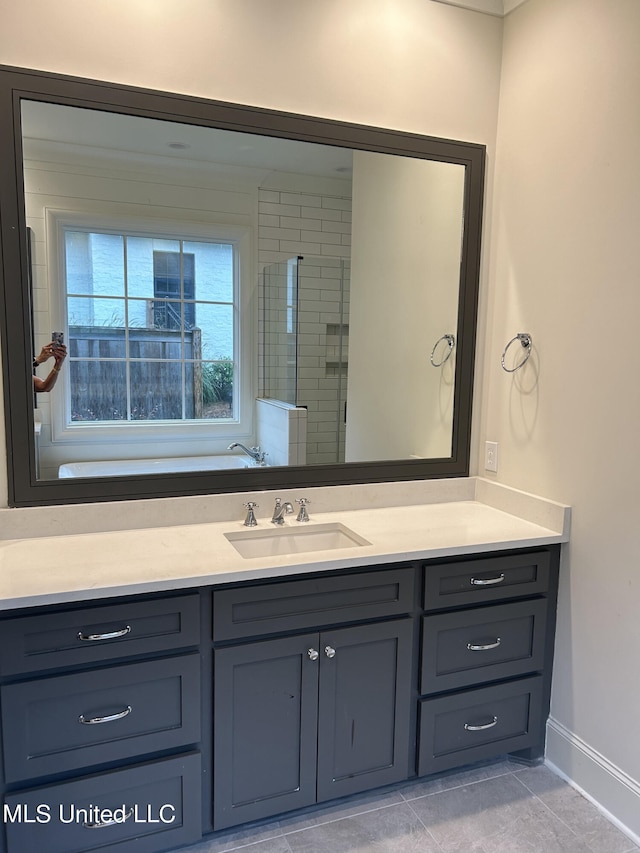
[46,210,255,450]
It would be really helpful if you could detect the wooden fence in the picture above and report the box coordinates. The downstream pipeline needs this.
[69,326,203,420]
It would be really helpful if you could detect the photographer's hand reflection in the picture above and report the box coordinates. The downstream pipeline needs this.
[33,341,67,392]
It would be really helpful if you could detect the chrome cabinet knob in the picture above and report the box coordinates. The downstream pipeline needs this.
[324,645,336,658]
[307,648,319,661]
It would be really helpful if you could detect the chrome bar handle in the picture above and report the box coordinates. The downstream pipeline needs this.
[464,716,498,732]
[77,626,131,642]
[470,574,505,586]
[78,705,132,725]
[467,638,502,651]
[84,808,134,829]
[324,646,336,658]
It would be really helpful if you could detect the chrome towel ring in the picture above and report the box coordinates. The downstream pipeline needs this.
[501,333,532,372]
[430,333,455,367]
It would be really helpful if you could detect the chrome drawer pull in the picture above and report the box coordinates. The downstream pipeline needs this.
[78,705,132,725]
[84,808,134,828]
[464,716,498,732]
[467,638,501,651]
[77,625,131,642]
[470,574,505,586]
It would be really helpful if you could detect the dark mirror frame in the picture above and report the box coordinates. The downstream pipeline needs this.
[0,65,485,507]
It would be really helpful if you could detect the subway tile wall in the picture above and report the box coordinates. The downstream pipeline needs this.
[255,399,307,468]
[258,186,352,466]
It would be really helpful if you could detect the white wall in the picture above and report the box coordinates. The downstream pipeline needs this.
[482,0,640,836]
[347,152,464,460]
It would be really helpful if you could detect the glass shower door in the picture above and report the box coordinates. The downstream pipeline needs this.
[261,255,349,465]
[262,257,299,405]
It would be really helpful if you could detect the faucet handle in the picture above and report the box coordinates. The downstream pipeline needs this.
[251,446,267,465]
[295,498,311,522]
[243,501,259,527]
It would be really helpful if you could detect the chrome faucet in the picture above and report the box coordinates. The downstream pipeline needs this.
[227,442,267,465]
[271,497,294,525]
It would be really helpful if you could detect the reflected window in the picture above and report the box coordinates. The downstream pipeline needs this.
[63,228,236,422]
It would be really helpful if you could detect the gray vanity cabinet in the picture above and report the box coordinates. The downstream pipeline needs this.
[0,547,560,853]
[212,568,416,830]
[0,593,203,853]
[417,549,559,776]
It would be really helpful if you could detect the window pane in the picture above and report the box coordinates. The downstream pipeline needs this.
[70,361,127,421]
[152,238,181,254]
[183,241,234,302]
[196,304,234,359]
[129,325,183,362]
[151,297,195,332]
[126,236,155,300]
[130,361,186,420]
[65,232,125,297]
[70,326,126,360]
[67,296,126,328]
[65,231,94,295]
[199,360,234,420]
[126,298,150,329]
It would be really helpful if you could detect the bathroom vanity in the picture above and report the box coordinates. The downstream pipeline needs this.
[0,481,568,853]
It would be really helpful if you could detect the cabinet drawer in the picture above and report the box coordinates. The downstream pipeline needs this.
[420,599,548,693]
[418,676,543,775]
[213,567,415,641]
[4,753,202,853]
[0,594,200,676]
[1,654,200,782]
[423,551,550,610]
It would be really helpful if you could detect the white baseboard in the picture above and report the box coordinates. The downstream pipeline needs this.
[546,717,640,846]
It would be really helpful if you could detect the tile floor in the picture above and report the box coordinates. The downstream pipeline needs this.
[170,760,639,853]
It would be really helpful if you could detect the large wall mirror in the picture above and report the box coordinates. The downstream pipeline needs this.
[0,66,484,506]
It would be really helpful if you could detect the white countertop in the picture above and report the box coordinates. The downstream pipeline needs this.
[0,479,570,611]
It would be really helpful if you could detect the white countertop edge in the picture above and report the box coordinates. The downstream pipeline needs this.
[0,485,571,611]
[0,528,565,612]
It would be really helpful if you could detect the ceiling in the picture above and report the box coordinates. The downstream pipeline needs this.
[432,0,529,16]
[21,100,354,180]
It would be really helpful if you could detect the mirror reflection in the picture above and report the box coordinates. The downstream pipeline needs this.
[22,100,464,481]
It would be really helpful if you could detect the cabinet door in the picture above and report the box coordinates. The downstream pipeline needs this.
[213,634,320,830]
[316,618,413,802]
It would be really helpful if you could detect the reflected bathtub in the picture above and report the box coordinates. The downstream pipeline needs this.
[58,455,259,478]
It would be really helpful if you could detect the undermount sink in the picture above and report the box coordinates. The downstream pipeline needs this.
[225,522,371,559]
